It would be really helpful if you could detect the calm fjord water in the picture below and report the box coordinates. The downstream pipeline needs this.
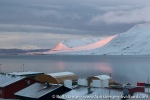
[0,55,150,84]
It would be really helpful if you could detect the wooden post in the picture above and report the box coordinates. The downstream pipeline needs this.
[0,64,1,73]
[109,73,111,100]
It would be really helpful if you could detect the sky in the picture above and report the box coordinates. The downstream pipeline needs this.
[0,0,150,49]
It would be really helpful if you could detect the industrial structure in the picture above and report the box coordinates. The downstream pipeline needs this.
[35,72,78,84]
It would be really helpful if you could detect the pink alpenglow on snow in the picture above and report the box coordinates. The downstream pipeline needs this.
[52,43,70,51]
[71,35,117,51]
[43,34,118,54]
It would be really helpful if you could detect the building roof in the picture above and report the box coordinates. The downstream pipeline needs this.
[63,86,122,100]
[35,72,78,84]
[94,75,111,80]
[15,83,62,99]
[8,71,44,76]
[124,85,144,89]
[48,72,75,77]
[89,75,111,81]
[0,74,25,87]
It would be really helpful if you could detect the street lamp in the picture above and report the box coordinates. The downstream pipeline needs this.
[23,64,24,72]
[148,76,149,93]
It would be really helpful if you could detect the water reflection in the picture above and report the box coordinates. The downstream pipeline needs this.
[94,63,112,74]
[56,61,65,71]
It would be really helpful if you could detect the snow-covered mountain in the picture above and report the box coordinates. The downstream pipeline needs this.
[62,38,102,48]
[26,38,106,55]
[61,23,150,55]
[43,35,117,54]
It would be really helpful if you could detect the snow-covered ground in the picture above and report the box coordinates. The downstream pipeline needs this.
[128,92,149,100]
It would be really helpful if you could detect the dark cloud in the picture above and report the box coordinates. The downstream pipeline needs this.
[0,0,149,49]
[0,0,134,35]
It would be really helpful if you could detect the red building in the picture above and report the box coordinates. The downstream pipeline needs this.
[128,86,145,95]
[0,73,36,99]
[137,82,145,86]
